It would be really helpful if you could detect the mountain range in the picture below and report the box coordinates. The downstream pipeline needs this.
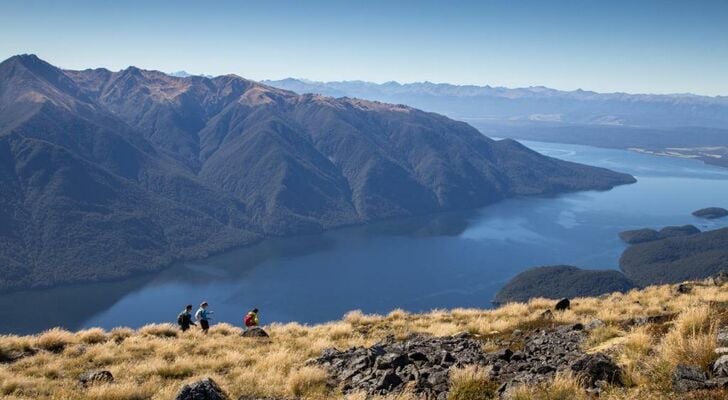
[264,79,728,168]
[0,54,634,291]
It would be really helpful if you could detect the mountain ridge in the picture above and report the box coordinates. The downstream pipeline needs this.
[0,54,635,291]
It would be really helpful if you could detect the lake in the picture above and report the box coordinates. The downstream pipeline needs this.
[3,140,728,334]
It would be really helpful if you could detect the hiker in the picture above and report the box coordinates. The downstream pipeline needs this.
[195,301,214,334]
[244,308,259,330]
[177,304,197,332]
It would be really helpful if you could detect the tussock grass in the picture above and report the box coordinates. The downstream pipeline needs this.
[448,365,498,400]
[138,323,178,338]
[78,328,108,344]
[35,328,75,352]
[505,373,587,400]
[1,281,728,399]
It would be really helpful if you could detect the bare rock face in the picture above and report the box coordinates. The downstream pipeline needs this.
[241,327,269,338]
[78,370,113,387]
[175,377,229,400]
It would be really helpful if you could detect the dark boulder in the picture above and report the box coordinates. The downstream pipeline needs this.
[78,370,113,387]
[554,298,570,311]
[675,283,693,294]
[241,328,269,338]
[175,377,229,400]
[693,207,728,220]
[570,353,622,387]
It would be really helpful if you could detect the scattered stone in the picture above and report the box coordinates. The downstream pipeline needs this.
[585,319,605,330]
[718,327,728,347]
[241,328,269,338]
[672,364,711,393]
[540,309,554,320]
[713,355,728,378]
[78,370,114,387]
[570,353,622,387]
[554,298,571,311]
[623,312,678,328]
[715,347,728,356]
[175,377,229,400]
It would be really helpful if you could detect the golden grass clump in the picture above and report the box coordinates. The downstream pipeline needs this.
[78,328,108,344]
[585,325,623,349]
[505,373,587,400]
[138,323,179,338]
[109,327,134,343]
[658,305,717,370]
[35,328,76,352]
[209,323,242,336]
[447,365,498,400]
[286,366,330,397]
[83,382,156,400]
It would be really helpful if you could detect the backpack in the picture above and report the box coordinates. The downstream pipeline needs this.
[177,312,185,326]
[244,313,255,327]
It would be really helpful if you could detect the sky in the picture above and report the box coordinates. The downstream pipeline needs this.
[1,0,727,96]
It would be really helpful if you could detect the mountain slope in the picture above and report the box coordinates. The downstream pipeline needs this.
[0,54,635,291]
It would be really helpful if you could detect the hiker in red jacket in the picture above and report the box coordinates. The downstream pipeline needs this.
[244,308,259,330]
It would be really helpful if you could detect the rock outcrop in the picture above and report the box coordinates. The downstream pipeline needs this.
[314,324,621,398]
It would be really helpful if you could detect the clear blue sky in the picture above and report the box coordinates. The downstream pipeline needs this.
[2,0,727,95]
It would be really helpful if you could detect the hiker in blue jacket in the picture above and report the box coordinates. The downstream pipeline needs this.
[195,301,214,334]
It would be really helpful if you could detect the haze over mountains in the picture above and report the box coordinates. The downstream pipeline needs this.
[265,79,728,167]
[0,54,635,291]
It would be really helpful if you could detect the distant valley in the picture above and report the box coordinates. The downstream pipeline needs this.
[265,79,728,168]
[0,55,635,291]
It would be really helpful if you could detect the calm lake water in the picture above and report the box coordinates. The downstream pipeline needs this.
[3,141,728,334]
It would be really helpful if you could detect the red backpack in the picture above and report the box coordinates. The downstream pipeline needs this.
[244,313,255,327]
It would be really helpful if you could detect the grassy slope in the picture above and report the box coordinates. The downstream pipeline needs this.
[2,282,728,400]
